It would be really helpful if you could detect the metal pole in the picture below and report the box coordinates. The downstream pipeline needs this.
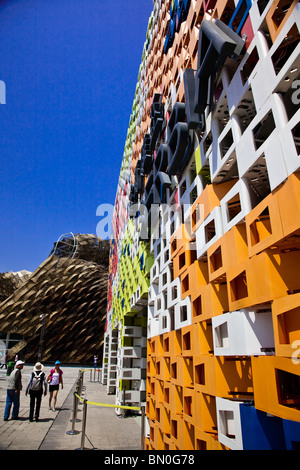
[141,405,145,450]
[79,399,88,450]
[66,392,80,435]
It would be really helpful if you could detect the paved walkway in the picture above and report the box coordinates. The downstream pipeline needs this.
[0,365,142,450]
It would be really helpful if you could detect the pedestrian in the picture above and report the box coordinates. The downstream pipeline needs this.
[3,360,25,421]
[47,360,63,411]
[0,351,7,369]
[25,362,47,422]
[93,354,98,369]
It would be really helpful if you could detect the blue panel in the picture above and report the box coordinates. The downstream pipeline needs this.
[282,419,300,450]
[240,404,286,450]
[228,0,252,35]
[140,253,144,271]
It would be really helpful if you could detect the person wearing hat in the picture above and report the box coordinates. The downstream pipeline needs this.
[3,360,25,421]
[25,362,47,422]
[46,361,63,412]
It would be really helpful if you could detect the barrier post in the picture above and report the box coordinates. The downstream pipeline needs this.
[77,399,88,450]
[141,405,145,450]
[66,392,80,435]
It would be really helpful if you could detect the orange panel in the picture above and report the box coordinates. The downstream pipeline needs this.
[171,224,193,259]
[192,281,228,323]
[155,334,164,357]
[181,324,194,356]
[173,243,197,279]
[163,432,172,450]
[266,0,299,43]
[155,379,164,405]
[155,357,164,381]
[182,420,195,450]
[194,425,226,450]
[160,407,171,436]
[272,292,300,358]
[162,332,171,357]
[211,0,235,21]
[181,264,193,299]
[191,285,207,323]
[194,355,253,398]
[163,382,172,411]
[153,423,164,450]
[202,281,229,321]
[249,249,300,304]
[195,391,218,434]
[245,191,284,257]
[171,356,194,387]
[191,179,237,233]
[252,356,300,422]
[170,383,184,415]
[147,396,156,421]
[183,387,197,426]
[226,249,300,311]
[226,259,253,311]
[193,320,214,356]
[275,172,300,239]
[207,236,227,283]
[147,356,156,377]
[223,223,248,269]
[190,259,209,299]
[169,329,182,356]
[170,411,184,449]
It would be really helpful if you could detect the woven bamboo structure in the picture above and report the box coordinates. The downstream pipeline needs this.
[0,234,109,364]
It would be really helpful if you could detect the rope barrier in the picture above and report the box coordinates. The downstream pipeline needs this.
[74,393,141,410]
[67,369,145,450]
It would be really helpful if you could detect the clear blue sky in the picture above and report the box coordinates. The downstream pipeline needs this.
[0,0,153,273]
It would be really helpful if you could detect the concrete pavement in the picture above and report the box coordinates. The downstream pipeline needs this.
[0,365,142,451]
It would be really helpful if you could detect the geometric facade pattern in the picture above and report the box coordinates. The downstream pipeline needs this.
[0,234,109,364]
[103,0,300,450]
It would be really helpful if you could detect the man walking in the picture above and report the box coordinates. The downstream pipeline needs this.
[3,360,25,421]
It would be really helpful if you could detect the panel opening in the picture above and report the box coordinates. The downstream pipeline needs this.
[182,274,190,294]
[220,128,234,159]
[252,110,276,150]
[219,410,236,439]
[195,363,205,385]
[226,193,242,222]
[183,331,191,351]
[184,395,193,416]
[230,270,248,301]
[271,24,299,75]
[210,246,223,272]
[205,219,216,242]
[180,305,188,323]
[192,295,202,318]
[292,121,300,156]
[240,47,260,85]
[179,251,186,270]
[271,1,295,30]
[276,369,300,409]
[215,322,229,349]
[249,206,272,246]
[277,307,300,345]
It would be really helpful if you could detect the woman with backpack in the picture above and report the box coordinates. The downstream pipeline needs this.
[25,362,47,422]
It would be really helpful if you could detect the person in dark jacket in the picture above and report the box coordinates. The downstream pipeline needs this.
[3,360,24,420]
[25,362,47,422]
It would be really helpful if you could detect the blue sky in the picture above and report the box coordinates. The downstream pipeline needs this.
[0,0,153,273]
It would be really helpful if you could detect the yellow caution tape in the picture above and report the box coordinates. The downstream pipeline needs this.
[74,393,141,411]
